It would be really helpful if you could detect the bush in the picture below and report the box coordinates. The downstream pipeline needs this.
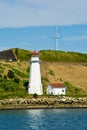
[3,75,7,79]
[0,81,20,92]
[0,74,2,78]
[8,70,14,78]
[14,77,20,83]
[42,77,49,83]
[23,81,29,87]
[33,93,38,99]
[48,70,54,76]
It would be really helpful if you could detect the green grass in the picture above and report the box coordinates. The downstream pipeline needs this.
[2,48,87,63]
[0,79,23,92]
[3,63,11,67]
[0,92,28,100]
[12,68,29,78]
[26,67,30,73]
[48,70,55,76]
[0,69,4,74]
[0,79,86,99]
[64,82,87,97]
[39,50,87,62]
[42,77,49,83]
[0,79,27,99]
[14,48,31,61]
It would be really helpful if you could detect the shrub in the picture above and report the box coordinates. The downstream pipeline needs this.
[23,81,29,87]
[8,70,15,78]
[14,77,20,83]
[48,70,54,76]
[0,81,20,92]
[3,75,7,79]
[0,74,2,78]
[42,77,49,83]
[33,93,38,99]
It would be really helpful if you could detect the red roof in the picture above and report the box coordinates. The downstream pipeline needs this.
[32,50,39,55]
[50,83,65,88]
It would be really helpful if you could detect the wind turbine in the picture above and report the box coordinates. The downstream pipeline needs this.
[55,26,61,50]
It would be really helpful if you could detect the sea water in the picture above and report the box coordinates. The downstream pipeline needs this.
[0,109,87,130]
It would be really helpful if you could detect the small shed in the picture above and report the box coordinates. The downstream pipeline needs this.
[47,83,66,95]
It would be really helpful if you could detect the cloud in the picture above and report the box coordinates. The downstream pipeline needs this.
[0,0,87,27]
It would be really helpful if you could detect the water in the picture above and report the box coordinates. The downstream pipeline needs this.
[0,109,87,130]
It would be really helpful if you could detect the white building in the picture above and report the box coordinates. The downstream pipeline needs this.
[47,83,66,95]
[28,50,43,95]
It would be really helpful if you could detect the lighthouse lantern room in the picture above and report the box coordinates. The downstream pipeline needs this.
[28,50,43,95]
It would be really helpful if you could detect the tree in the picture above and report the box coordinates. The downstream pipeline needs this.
[8,70,14,78]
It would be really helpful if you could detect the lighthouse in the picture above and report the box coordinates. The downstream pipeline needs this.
[28,50,43,95]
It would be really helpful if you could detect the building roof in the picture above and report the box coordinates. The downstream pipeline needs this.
[50,83,65,88]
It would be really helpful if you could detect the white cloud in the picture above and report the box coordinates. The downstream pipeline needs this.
[0,0,87,27]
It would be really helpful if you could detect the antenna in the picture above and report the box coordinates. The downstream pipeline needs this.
[55,26,61,50]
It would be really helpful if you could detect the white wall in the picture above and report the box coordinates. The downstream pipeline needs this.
[47,85,66,95]
[28,56,43,95]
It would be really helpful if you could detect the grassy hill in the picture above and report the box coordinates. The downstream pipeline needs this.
[39,50,87,62]
[41,62,87,95]
[0,48,87,99]
[13,48,87,62]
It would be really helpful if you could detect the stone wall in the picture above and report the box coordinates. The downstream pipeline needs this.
[0,97,87,109]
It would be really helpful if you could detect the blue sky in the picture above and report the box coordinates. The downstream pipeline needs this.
[0,0,87,53]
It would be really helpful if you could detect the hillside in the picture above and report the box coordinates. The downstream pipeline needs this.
[0,48,87,98]
[0,48,87,62]
[39,50,87,63]
[0,60,87,97]
[15,49,87,63]
[41,62,87,94]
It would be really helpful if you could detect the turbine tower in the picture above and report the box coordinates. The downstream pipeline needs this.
[55,26,61,50]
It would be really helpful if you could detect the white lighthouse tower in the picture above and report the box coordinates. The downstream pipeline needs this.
[28,50,43,95]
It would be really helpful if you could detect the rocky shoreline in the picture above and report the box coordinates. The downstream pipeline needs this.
[0,96,87,110]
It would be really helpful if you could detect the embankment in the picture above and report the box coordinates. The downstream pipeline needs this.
[0,97,87,110]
